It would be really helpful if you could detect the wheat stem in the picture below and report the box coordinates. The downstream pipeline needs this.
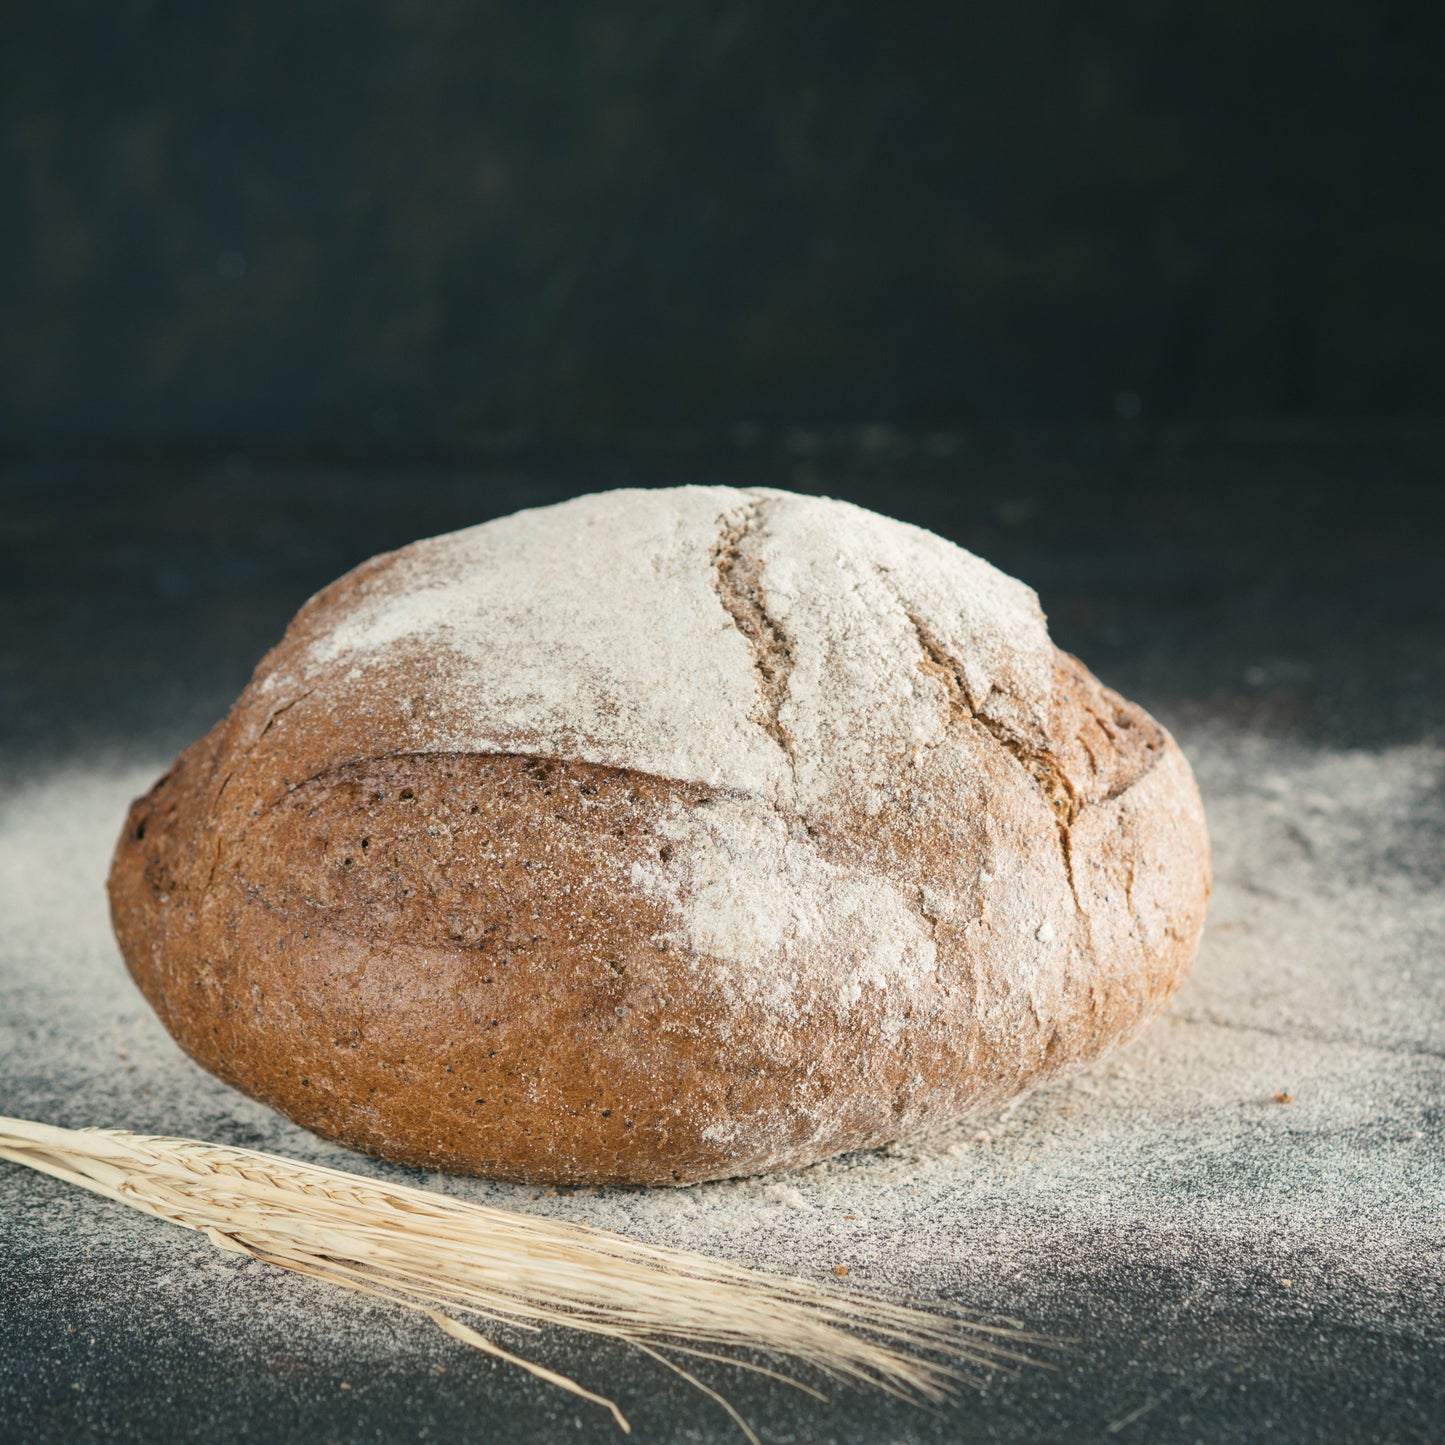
[0,1115,1030,1436]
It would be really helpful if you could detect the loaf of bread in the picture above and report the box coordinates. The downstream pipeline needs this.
[109,487,1209,1185]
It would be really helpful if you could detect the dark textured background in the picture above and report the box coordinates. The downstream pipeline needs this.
[3,0,1443,454]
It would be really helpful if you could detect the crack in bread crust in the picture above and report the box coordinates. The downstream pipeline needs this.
[894,599,1165,912]
[900,604,1084,904]
[711,496,796,766]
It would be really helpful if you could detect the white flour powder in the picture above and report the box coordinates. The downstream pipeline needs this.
[2,726,1440,1294]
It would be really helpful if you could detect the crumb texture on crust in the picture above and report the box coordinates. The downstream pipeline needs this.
[109,486,1210,1185]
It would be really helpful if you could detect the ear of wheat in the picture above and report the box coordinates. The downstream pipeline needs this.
[0,1116,1031,1441]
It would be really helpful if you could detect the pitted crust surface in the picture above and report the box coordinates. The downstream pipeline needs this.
[108,487,1210,1184]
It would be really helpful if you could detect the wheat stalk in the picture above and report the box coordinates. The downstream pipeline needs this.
[0,1116,1031,1440]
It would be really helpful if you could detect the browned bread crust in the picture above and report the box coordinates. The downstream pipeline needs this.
[108,489,1209,1185]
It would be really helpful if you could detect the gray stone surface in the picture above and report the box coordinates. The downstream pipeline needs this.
[2,429,1442,1442]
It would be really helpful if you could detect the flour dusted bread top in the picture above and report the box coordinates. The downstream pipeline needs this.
[261,486,1055,803]
[109,486,1211,1186]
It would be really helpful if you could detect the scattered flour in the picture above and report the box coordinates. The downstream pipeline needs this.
[1,728,1442,1440]
[2,727,1440,1294]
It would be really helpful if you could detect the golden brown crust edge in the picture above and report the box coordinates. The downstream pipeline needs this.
[108,649,1210,1186]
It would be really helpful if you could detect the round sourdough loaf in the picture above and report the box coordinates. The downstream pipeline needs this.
[108,487,1210,1185]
